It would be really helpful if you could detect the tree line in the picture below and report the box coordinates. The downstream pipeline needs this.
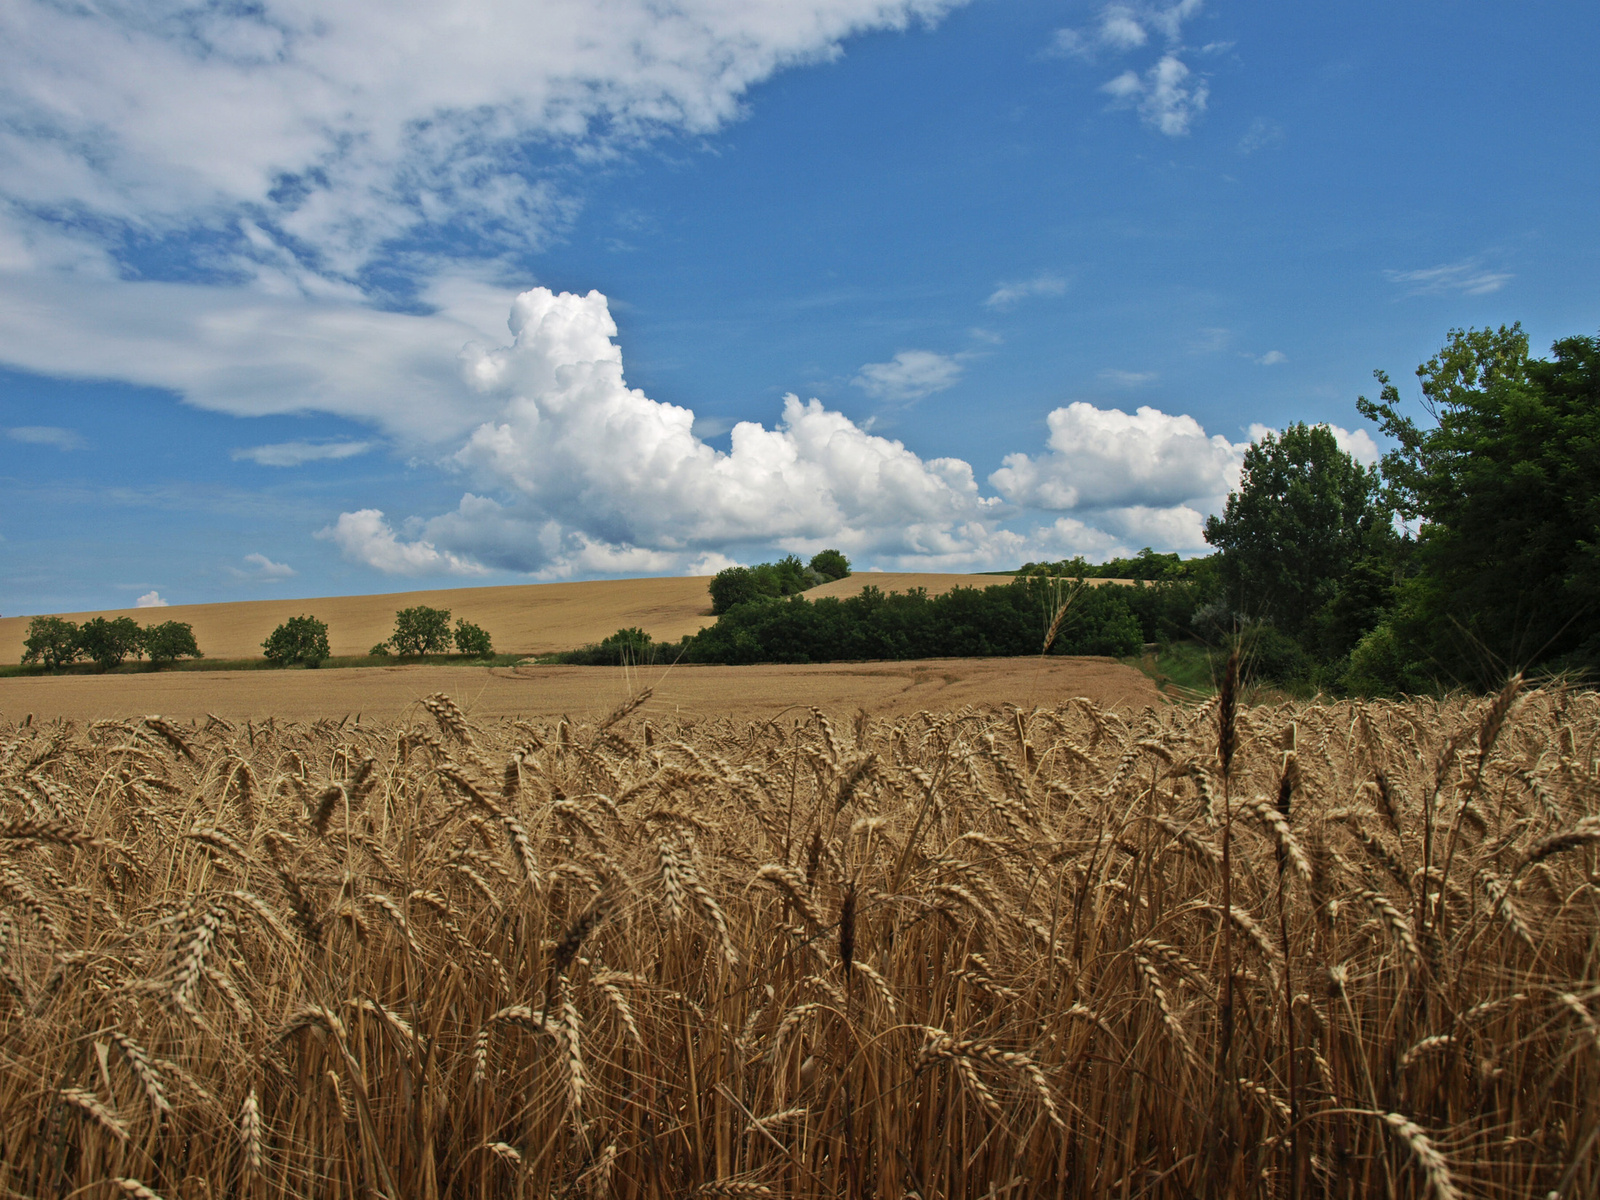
[19,604,498,672]
[21,615,201,671]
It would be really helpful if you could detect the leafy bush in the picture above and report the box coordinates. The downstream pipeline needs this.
[21,616,81,670]
[557,627,672,666]
[262,615,330,666]
[77,616,146,670]
[454,619,493,657]
[709,568,761,615]
[143,621,202,667]
[709,553,840,615]
[392,606,452,656]
[370,641,391,656]
[808,548,851,582]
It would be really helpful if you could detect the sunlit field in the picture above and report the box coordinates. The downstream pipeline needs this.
[2,680,1597,1198]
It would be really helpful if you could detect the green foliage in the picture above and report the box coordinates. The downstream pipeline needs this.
[708,567,760,615]
[708,554,828,615]
[556,627,673,666]
[453,619,493,657]
[1359,325,1600,684]
[21,616,81,670]
[1204,423,1395,650]
[392,606,452,656]
[683,577,1145,665]
[808,548,852,581]
[369,641,392,656]
[143,621,202,667]
[1018,547,1208,582]
[262,615,329,666]
[77,616,144,671]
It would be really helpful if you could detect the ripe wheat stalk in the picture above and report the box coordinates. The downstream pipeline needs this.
[0,683,1596,1197]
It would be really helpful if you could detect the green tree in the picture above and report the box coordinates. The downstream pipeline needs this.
[709,567,760,615]
[21,616,81,670]
[808,548,852,582]
[392,606,452,656]
[454,619,493,657]
[262,615,331,666]
[143,621,202,667]
[1358,324,1600,683]
[77,615,144,671]
[1203,423,1395,650]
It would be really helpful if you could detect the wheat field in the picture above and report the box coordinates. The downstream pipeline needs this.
[1,680,1597,1198]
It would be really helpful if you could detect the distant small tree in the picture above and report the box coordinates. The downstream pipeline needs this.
[392,606,452,656]
[77,616,144,671]
[369,641,392,656]
[263,615,330,666]
[454,619,493,657]
[808,549,851,582]
[22,616,81,670]
[143,621,203,667]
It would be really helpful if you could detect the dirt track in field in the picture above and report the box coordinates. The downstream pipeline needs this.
[0,572,1062,663]
[0,656,1162,726]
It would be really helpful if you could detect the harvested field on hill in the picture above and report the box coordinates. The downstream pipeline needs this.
[1,682,1597,1197]
[0,573,1023,664]
[0,655,1159,725]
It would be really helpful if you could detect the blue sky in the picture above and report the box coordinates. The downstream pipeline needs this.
[2,0,1596,615]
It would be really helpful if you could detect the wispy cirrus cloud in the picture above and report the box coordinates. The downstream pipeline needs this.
[985,273,1067,310]
[6,425,85,450]
[228,552,297,580]
[1098,368,1158,386]
[1384,260,1513,296]
[232,440,374,467]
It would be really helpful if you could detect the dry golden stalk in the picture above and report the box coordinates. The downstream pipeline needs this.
[111,1180,166,1200]
[1356,888,1423,972]
[239,1087,263,1176]
[1379,1112,1463,1200]
[1153,815,1221,867]
[142,715,197,761]
[110,1030,172,1116]
[1519,816,1600,870]
[310,783,346,835]
[1245,795,1311,882]
[0,818,104,848]
[422,693,474,745]
[58,1086,129,1141]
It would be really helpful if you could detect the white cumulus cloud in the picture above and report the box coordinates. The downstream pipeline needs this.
[284,287,1310,577]
[852,350,964,402]
[990,402,1248,514]
[318,509,491,576]
[136,591,169,608]
[435,289,995,572]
